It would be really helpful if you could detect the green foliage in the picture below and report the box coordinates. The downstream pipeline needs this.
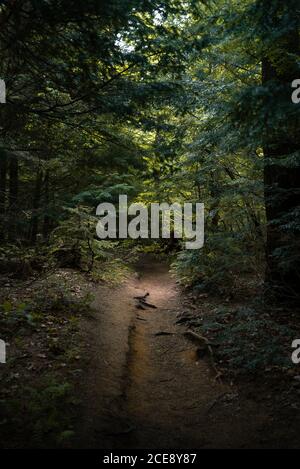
[72,183,138,206]
[201,306,294,374]
[173,230,263,295]
[3,376,76,447]
[50,206,109,271]
[0,245,48,278]
[90,257,132,283]
[31,279,93,316]
[0,274,93,448]
[0,276,94,339]
[0,301,37,333]
[24,379,74,443]
[0,0,299,301]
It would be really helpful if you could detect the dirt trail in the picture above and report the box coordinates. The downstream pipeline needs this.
[78,256,270,449]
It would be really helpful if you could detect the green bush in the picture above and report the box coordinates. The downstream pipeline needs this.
[201,306,294,374]
[172,232,259,295]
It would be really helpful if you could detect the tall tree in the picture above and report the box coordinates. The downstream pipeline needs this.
[261,0,300,302]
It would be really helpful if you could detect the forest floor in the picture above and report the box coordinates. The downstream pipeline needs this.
[1,254,300,448]
[74,255,300,449]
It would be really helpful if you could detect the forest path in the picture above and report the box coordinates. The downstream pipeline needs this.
[78,256,269,449]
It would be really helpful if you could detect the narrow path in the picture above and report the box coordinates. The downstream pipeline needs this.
[78,256,269,449]
[121,258,227,449]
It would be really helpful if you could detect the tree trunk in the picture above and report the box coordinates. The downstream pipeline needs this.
[0,150,7,241]
[262,5,300,303]
[30,170,43,244]
[8,153,18,241]
[43,170,50,242]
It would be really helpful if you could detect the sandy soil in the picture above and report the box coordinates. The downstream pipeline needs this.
[76,256,277,449]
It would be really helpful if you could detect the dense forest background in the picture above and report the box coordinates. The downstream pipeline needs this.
[0,0,300,449]
[1,0,299,300]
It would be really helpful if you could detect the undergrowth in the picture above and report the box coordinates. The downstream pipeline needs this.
[0,273,94,448]
[200,305,296,376]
